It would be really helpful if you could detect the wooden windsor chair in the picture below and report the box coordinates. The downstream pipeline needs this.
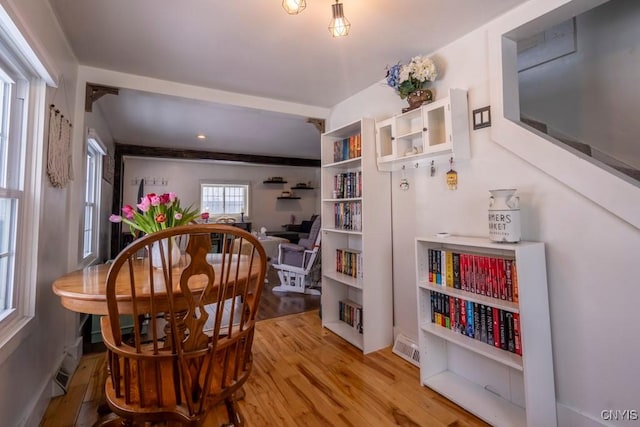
[97,224,267,426]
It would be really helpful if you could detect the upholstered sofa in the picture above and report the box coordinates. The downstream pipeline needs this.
[285,214,318,239]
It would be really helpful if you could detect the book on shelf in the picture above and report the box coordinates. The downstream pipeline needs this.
[452,252,461,289]
[332,171,362,199]
[426,249,518,302]
[492,306,500,348]
[473,302,481,341]
[339,299,363,334]
[465,300,474,338]
[333,133,362,163]
[485,304,494,346]
[505,311,515,353]
[429,290,521,355]
[332,201,362,231]
[459,298,466,335]
[513,312,522,355]
[446,251,454,287]
[335,248,363,279]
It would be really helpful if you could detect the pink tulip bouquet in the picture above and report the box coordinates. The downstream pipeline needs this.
[110,192,203,236]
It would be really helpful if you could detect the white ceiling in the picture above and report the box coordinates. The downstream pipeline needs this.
[49,0,527,159]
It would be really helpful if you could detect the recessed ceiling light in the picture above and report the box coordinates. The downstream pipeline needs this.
[196,134,206,140]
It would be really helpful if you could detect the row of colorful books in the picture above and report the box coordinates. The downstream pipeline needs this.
[332,171,362,199]
[333,134,362,163]
[430,291,521,355]
[427,249,519,302]
[333,201,362,231]
[336,248,362,279]
[339,299,363,334]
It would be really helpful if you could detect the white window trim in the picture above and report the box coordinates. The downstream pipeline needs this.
[200,180,251,220]
[80,129,106,266]
[0,2,53,364]
[0,77,45,365]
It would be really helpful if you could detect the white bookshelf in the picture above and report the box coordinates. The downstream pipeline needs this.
[320,118,392,354]
[415,235,557,427]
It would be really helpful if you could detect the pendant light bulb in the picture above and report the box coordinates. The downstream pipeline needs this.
[328,1,350,37]
[282,0,306,15]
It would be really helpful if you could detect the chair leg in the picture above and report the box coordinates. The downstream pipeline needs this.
[91,412,130,427]
[223,396,244,426]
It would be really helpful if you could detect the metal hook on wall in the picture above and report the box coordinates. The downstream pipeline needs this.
[400,164,409,191]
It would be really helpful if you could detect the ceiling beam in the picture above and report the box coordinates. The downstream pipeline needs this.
[115,143,321,167]
[79,66,330,119]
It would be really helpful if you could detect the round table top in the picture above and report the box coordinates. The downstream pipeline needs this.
[52,253,258,315]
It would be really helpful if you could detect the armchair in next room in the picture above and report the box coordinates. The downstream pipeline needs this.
[272,215,321,295]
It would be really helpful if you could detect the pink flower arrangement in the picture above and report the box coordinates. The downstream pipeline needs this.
[110,192,204,236]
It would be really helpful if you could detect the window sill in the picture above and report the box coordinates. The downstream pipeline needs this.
[0,315,35,366]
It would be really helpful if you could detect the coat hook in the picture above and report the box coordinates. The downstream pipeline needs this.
[430,160,436,177]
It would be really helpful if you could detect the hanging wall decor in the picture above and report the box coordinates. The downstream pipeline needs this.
[46,104,73,188]
[446,157,458,190]
[103,149,115,184]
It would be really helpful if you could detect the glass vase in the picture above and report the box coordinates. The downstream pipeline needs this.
[151,236,181,268]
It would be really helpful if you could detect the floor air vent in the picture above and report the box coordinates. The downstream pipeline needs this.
[54,352,76,394]
[392,334,420,367]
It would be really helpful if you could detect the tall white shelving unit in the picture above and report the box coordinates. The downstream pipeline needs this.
[415,235,556,427]
[320,118,392,354]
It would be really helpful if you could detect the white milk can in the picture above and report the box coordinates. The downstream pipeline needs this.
[488,189,521,243]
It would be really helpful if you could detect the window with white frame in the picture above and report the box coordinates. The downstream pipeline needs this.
[200,183,250,218]
[82,134,105,260]
[0,4,52,352]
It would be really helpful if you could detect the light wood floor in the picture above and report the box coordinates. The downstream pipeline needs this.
[40,310,489,427]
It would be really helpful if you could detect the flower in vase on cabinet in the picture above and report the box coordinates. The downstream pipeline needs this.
[385,55,438,99]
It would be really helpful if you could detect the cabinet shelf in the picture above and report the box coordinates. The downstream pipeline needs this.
[276,196,300,200]
[263,180,287,184]
[291,186,314,190]
[323,270,363,289]
[418,282,519,313]
[423,371,526,427]
[322,228,362,236]
[396,129,423,140]
[376,88,470,172]
[420,322,523,370]
[322,197,362,203]
[322,157,361,169]
[323,321,363,350]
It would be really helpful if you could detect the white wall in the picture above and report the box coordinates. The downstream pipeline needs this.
[0,1,81,426]
[328,1,640,425]
[122,157,320,233]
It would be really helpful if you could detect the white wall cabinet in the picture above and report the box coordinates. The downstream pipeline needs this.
[376,88,470,171]
[320,118,393,354]
[415,235,556,427]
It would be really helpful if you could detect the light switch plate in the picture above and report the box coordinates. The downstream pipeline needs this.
[473,106,491,130]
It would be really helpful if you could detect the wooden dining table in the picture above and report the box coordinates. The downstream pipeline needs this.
[52,253,260,316]
[52,251,261,422]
